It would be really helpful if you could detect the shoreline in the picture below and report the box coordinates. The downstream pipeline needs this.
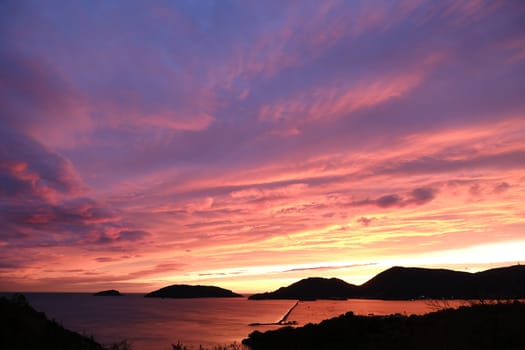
[3,294,524,350]
[243,300,525,350]
[4,292,523,350]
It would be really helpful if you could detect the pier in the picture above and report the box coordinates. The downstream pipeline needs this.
[249,301,299,326]
[277,301,299,324]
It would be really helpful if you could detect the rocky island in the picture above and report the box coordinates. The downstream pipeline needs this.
[93,289,122,296]
[145,284,243,298]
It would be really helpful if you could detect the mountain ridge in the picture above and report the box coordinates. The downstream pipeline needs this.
[249,265,525,300]
[249,277,358,300]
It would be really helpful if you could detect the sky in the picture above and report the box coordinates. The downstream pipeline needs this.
[1,0,525,293]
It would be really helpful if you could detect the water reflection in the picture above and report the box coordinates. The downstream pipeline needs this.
[18,293,468,349]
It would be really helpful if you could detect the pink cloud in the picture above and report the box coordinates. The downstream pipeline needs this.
[140,113,214,131]
[504,38,525,63]
[258,69,426,125]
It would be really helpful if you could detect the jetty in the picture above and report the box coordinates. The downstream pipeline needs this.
[278,301,299,324]
[249,301,299,326]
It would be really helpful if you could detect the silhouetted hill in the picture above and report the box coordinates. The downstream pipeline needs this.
[0,294,105,350]
[93,289,122,296]
[145,284,243,298]
[249,265,525,300]
[473,265,525,299]
[361,265,525,299]
[360,266,473,299]
[243,301,525,350]
[249,277,358,300]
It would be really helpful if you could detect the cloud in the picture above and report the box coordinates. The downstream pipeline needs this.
[357,217,376,227]
[126,263,185,279]
[94,257,115,263]
[354,187,438,209]
[117,230,151,242]
[94,229,151,246]
[0,254,37,270]
[0,129,84,200]
[375,194,403,208]
[140,113,214,131]
[230,183,308,200]
[0,130,154,250]
[379,151,525,176]
[2,198,116,229]
[258,72,424,124]
[493,182,510,193]
[283,262,376,273]
[408,187,437,205]
[0,49,93,148]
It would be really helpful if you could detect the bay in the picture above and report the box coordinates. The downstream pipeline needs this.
[10,293,467,349]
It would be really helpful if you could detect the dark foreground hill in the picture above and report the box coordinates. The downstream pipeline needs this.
[249,265,525,300]
[243,301,525,350]
[145,284,243,298]
[0,294,105,350]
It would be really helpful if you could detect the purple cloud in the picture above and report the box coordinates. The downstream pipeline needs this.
[117,230,151,242]
[0,129,83,200]
[357,217,376,227]
[376,194,403,208]
[353,187,438,209]
[494,182,510,193]
[408,187,437,205]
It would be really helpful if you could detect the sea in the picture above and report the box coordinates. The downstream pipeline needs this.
[5,293,467,349]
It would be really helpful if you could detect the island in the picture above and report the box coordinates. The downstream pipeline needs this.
[249,265,525,300]
[93,289,122,296]
[144,284,243,298]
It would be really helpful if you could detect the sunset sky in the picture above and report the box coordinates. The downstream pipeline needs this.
[1,0,525,293]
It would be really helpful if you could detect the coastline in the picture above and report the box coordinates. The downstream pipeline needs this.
[3,293,524,350]
[243,301,525,350]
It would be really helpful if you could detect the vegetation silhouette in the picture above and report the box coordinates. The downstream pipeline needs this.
[0,294,105,350]
[243,301,525,349]
[0,294,243,350]
[171,340,243,350]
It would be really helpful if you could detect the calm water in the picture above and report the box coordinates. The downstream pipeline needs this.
[10,293,467,349]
